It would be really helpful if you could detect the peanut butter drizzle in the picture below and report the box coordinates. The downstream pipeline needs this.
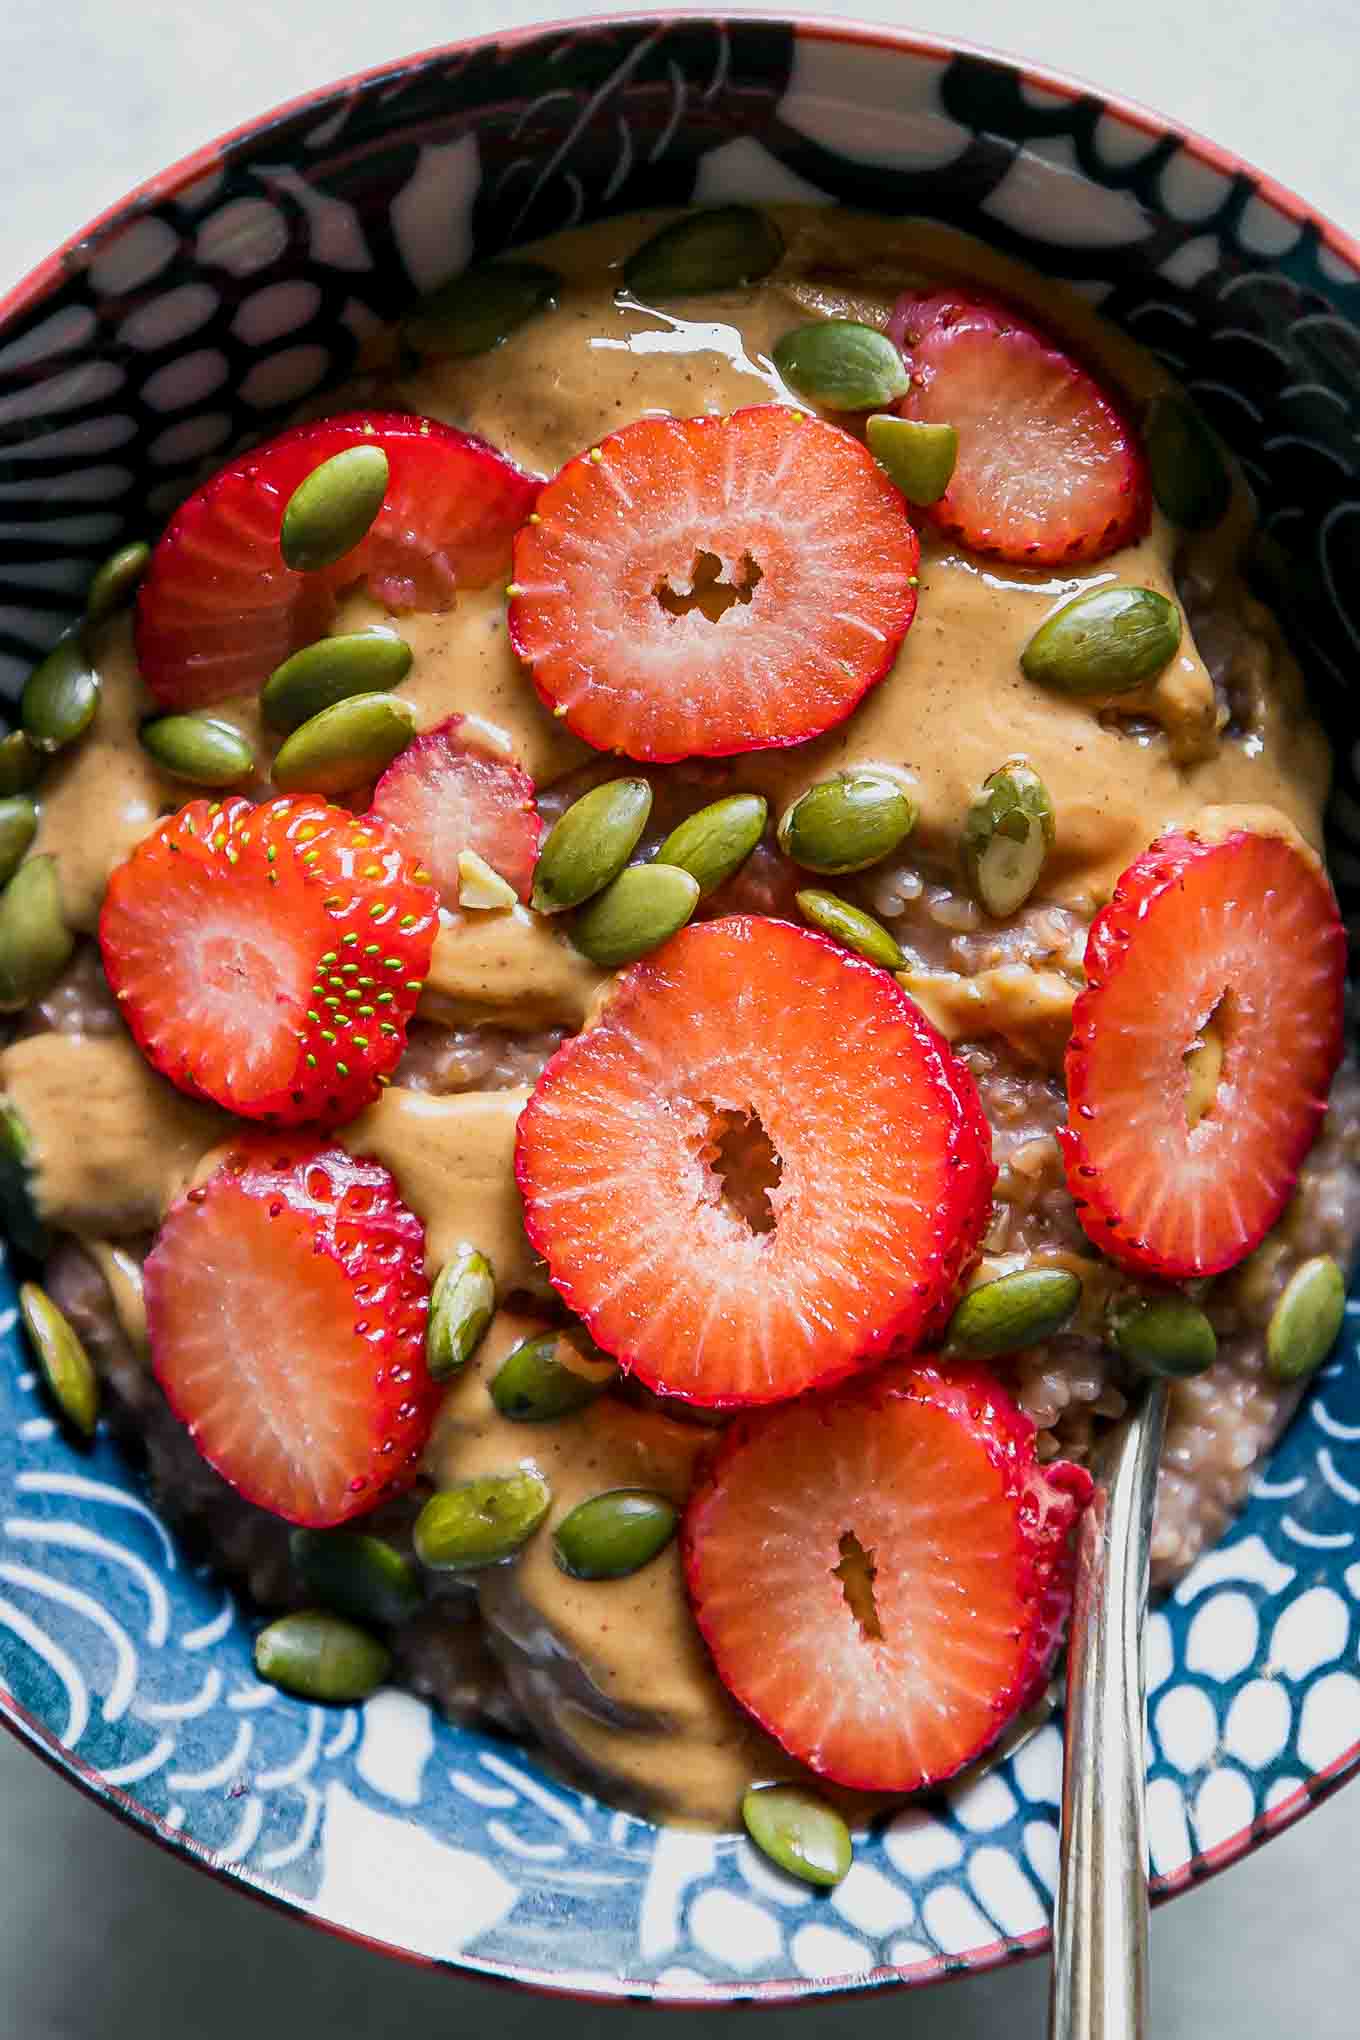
[424,1313,820,1827]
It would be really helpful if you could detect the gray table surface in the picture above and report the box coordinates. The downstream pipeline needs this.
[2,2,1358,2034]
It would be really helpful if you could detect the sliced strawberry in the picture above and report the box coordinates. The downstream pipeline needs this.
[146,1137,435,1526]
[369,716,541,907]
[507,406,920,761]
[136,411,540,708]
[515,916,994,1405]
[99,795,438,1126]
[1061,828,1345,1277]
[889,289,1150,565]
[683,1359,1093,1792]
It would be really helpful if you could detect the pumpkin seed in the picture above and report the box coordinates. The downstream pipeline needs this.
[1144,393,1231,532]
[531,778,653,914]
[290,1527,422,1627]
[140,714,254,786]
[85,540,150,626]
[280,444,390,573]
[0,1102,46,1260]
[254,1609,390,1703]
[1266,1255,1345,1384]
[623,206,784,298]
[427,1244,496,1381]
[0,798,38,890]
[962,762,1056,919]
[457,850,517,911]
[1020,586,1182,699]
[742,1784,852,1888]
[404,260,562,358]
[948,1267,1082,1357]
[654,793,768,898]
[571,862,698,968]
[489,1328,616,1423]
[553,1488,678,1580]
[21,633,99,753]
[0,857,73,1011]
[795,888,904,969]
[1112,1294,1217,1379]
[261,629,413,731]
[777,772,917,875]
[0,733,41,798]
[773,321,909,412]
[866,413,958,503]
[19,1281,97,1436]
[271,692,416,795]
[414,1471,552,1570]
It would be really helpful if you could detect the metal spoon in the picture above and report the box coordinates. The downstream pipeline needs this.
[1048,1379,1168,2040]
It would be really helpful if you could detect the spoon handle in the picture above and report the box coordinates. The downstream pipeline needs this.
[1048,1380,1168,2040]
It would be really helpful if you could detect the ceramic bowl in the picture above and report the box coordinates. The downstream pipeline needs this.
[1,13,1358,2004]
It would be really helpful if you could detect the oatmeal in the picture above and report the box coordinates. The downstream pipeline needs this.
[0,204,1350,1845]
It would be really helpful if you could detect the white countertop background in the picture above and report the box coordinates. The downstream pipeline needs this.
[1,2,1358,2033]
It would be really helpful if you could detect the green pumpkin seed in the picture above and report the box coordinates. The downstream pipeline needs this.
[866,413,958,504]
[948,1267,1082,1357]
[623,207,785,298]
[414,1471,552,1570]
[290,1527,422,1627]
[963,762,1056,919]
[1144,394,1231,532]
[262,630,413,732]
[21,634,99,753]
[1112,1294,1217,1379]
[772,321,909,412]
[19,1281,97,1436]
[489,1328,617,1422]
[427,1244,496,1381]
[777,772,917,875]
[0,733,41,798]
[0,1102,46,1260]
[85,540,150,626]
[280,444,390,573]
[571,862,698,968]
[795,888,904,969]
[742,1784,852,1888]
[0,798,38,891]
[271,692,416,795]
[0,857,73,1011]
[140,714,254,787]
[1266,1255,1345,1384]
[405,260,561,358]
[531,778,653,914]
[654,794,767,898]
[553,1488,677,1581]
[254,1609,390,1703]
[1021,586,1182,699]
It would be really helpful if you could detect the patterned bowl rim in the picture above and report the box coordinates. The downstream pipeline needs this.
[1,8,1358,2003]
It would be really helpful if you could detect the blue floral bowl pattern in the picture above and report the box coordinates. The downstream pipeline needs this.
[0,15,1358,2002]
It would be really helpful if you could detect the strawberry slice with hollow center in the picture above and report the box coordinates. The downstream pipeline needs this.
[99,795,438,1126]
[146,1137,436,1526]
[890,289,1150,565]
[515,916,994,1405]
[507,405,921,761]
[136,411,540,709]
[683,1359,1093,1792]
[369,715,542,907]
[1061,827,1345,1277]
